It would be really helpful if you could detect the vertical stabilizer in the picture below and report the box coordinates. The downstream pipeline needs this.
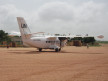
[17,17,31,40]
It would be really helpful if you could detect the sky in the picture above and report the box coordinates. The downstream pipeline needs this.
[0,0,108,40]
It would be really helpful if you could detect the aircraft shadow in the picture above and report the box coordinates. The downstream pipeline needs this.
[8,50,104,55]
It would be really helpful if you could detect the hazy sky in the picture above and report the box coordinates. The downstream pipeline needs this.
[0,0,108,40]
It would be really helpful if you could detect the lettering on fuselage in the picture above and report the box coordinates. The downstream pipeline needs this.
[46,41,59,43]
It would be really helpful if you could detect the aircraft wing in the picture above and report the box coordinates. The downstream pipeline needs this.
[57,35,94,38]
[47,36,74,41]
[47,35,94,40]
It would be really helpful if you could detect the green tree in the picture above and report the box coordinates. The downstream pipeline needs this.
[83,37,95,44]
[72,37,83,42]
[68,37,96,45]
[0,30,11,44]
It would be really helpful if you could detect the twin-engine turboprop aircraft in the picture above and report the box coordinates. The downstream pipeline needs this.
[17,17,92,52]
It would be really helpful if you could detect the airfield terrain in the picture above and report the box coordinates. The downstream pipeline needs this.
[0,45,108,81]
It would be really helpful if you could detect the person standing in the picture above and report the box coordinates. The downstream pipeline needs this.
[7,44,9,49]
[87,43,89,49]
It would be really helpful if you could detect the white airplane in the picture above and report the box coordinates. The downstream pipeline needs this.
[17,17,94,52]
[17,17,68,52]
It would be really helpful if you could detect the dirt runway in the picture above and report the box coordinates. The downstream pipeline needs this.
[0,46,108,81]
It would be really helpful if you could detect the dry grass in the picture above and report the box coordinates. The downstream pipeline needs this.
[0,46,108,81]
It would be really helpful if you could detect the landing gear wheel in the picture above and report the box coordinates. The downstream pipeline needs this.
[39,48,42,52]
[55,48,59,52]
[55,48,61,52]
[59,48,61,51]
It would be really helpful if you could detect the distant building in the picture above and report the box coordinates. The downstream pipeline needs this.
[8,35,22,47]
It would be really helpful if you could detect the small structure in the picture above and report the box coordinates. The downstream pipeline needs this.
[73,40,82,46]
[0,35,23,47]
[9,35,22,47]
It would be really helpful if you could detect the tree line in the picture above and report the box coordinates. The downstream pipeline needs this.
[68,37,96,45]
[0,30,11,45]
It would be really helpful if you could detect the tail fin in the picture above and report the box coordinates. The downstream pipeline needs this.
[17,17,31,39]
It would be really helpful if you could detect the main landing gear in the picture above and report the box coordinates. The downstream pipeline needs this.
[38,48,42,52]
[55,48,61,52]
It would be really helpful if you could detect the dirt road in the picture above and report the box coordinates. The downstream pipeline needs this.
[0,46,108,81]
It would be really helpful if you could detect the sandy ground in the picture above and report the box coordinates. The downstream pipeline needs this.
[0,46,108,81]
